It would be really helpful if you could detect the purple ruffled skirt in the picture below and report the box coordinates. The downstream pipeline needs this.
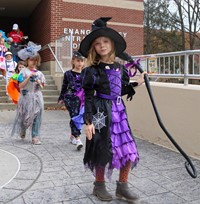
[110,100,139,169]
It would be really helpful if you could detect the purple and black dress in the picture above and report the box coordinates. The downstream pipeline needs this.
[58,70,84,136]
[82,62,139,177]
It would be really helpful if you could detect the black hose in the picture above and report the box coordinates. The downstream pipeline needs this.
[136,63,197,178]
[119,52,197,178]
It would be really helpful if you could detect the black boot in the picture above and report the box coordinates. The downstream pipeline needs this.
[116,181,139,201]
[93,181,112,201]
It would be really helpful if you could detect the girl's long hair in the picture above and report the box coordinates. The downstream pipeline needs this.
[15,61,27,74]
[87,39,115,66]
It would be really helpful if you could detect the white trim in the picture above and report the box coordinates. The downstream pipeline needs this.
[62,18,144,28]
[62,0,144,10]
[0,149,21,189]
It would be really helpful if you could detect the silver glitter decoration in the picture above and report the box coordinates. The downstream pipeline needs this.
[92,108,107,132]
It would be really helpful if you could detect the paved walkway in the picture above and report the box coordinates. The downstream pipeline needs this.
[0,110,199,204]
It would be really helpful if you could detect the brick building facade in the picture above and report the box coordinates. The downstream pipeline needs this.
[1,0,144,69]
[29,0,144,64]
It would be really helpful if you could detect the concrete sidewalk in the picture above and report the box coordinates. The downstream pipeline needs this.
[0,110,199,204]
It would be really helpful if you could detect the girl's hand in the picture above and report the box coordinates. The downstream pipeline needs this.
[27,72,35,79]
[36,79,44,88]
[85,124,95,140]
[36,79,42,85]
[137,72,147,86]
[58,100,64,104]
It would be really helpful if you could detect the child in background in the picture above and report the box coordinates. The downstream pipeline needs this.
[11,42,45,145]
[58,51,85,150]
[5,37,13,50]
[0,37,7,77]
[79,17,145,202]
[7,61,26,104]
[0,30,8,41]
[4,51,17,86]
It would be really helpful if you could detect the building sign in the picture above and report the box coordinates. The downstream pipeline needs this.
[63,28,127,49]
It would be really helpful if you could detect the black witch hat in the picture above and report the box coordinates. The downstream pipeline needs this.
[79,17,126,57]
[73,50,84,59]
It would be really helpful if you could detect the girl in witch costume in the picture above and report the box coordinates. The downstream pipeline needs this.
[79,17,145,202]
[11,42,45,145]
[58,51,85,150]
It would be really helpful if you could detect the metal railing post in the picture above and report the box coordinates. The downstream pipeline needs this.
[70,32,73,58]
[184,53,189,86]
[47,44,65,73]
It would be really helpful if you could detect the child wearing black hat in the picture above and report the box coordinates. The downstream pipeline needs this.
[79,17,145,202]
[58,51,85,150]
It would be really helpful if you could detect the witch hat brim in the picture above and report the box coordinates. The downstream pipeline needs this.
[79,27,126,58]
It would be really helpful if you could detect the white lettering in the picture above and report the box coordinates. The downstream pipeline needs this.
[80,29,85,35]
[63,28,68,34]
[65,36,71,41]
[73,43,78,49]
[63,28,128,46]
[123,32,127,38]
[68,29,74,34]
[72,36,76,41]
[77,36,81,42]
[86,30,91,35]
[74,29,79,35]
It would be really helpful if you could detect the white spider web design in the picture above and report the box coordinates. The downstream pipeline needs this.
[92,108,107,132]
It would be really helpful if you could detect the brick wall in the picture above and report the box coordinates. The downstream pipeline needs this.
[29,0,144,63]
[61,2,144,55]
[29,0,52,62]
[62,3,143,25]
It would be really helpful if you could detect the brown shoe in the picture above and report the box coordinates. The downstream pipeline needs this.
[116,181,139,201]
[93,181,112,201]
[20,133,26,139]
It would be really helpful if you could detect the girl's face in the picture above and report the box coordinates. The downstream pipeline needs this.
[18,64,26,72]
[93,37,112,57]
[27,58,37,68]
[72,58,84,71]
[5,54,12,60]
[0,38,4,45]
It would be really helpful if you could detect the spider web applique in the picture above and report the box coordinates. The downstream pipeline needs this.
[92,108,107,132]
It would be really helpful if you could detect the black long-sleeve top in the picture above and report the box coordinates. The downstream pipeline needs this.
[81,62,138,125]
[58,70,81,101]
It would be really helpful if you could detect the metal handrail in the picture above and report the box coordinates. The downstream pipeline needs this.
[133,49,200,85]
[47,44,64,73]
[40,43,65,74]
[133,49,200,58]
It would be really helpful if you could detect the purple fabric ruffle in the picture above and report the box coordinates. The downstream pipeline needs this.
[71,106,85,130]
[111,101,139,169]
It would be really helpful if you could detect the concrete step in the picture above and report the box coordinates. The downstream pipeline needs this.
[0,95,59,103]
[0,84,57,91]
[44,75,53,80]
[43,85,57,90]
[0,89,59,96]
[0,91,7,96]
[0,71,51,76]
[41,71,51,75]
[42,90,59,95]
[0,74,53,81]
[0,102,63,110]
[0,79,55,86]
[0,71,61,110]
